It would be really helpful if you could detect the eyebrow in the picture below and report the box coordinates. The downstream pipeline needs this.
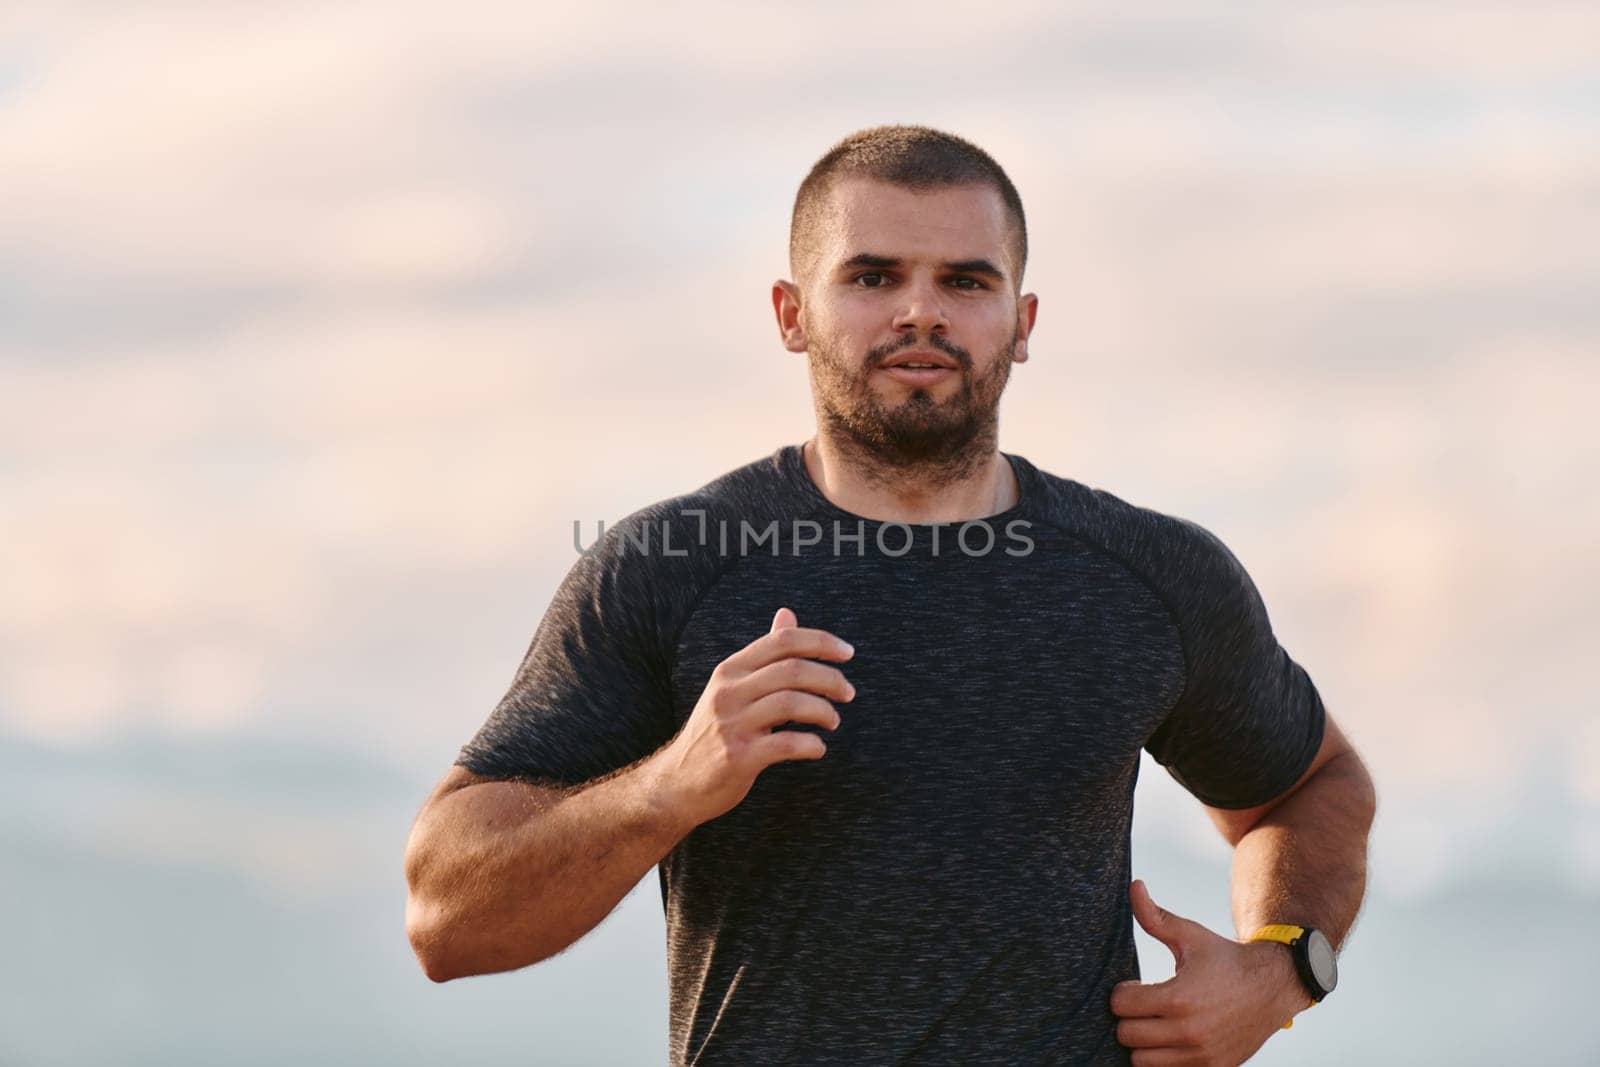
[838,252,1007,282]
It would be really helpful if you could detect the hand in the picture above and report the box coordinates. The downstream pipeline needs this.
[1109,879,1313,1066]
[650,607,855,827]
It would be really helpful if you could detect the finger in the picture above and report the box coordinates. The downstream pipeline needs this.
[724,624,854,675]
[1114,1014,1201,1051]
[771,606,797,632]
[1130,880,1189,957]
[754,725,829,765]
[1130,879,1163,936]
[1108,977,1183,1019]
[745,688,842,734]
[1128,1049,1202,1067]
[738,656,855,706]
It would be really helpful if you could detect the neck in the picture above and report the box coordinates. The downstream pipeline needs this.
[801,432,1019,524]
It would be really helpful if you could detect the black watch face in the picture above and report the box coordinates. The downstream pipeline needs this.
[1306,928,1338,993]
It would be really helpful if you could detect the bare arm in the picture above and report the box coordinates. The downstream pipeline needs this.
[1207,714,1378,955]
[404,753,692,983]
[1107,733,1377,1062]
[1227,751,1377,955]
[405,609,855,984]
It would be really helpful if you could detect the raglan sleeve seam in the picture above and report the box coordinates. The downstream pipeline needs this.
[1028,513,1194,729]
[660,547,749,723]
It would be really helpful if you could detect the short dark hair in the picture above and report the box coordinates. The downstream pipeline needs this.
[789,124,1028,291]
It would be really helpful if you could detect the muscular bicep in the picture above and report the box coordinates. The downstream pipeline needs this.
[1202,711,1358,847]
[432,764,496,802]
[419,764,571,824]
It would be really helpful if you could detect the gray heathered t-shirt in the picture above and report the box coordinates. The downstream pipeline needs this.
[454,442,1327,1066]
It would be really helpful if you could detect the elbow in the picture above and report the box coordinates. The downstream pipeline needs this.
[407,895,461,983]
[409,895,470,985]
[417,955,456,985]
[407,895,564,980]
[404,823,462,982]
[1346,753,1379,831]
[1320,750,1378,824]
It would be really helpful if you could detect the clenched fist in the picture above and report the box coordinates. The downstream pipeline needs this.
[650,606,855,827]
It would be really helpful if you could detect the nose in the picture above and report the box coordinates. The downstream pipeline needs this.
[890,274,949,336]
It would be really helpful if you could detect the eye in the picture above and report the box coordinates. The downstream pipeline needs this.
[855,272,889,288]
[949,277,984,290]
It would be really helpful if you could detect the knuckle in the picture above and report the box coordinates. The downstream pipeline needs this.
[706,684,733,716]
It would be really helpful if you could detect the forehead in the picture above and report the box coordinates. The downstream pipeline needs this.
[818,177,1012,268]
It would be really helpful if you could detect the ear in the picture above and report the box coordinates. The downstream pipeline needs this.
[772,280,809,353]
[1011,292,1039,364]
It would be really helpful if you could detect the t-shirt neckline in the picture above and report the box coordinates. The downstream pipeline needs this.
[779,441,1033,528]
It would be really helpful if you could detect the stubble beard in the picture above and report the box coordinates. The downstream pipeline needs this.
[806,326,1019,490]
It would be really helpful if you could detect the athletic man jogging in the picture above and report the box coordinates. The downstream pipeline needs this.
[404,125,1377,1065]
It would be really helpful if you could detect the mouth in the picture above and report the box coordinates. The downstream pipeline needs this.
[877,364,955,385]
[876,349,959,384]
[879,349,958,371]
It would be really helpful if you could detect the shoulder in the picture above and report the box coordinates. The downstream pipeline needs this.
[1022,460,1240,588]
[1017,459,1267,648]
[566,445,807,621]
[595,446,804,562]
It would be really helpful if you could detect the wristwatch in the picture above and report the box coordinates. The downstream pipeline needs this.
[1248,924,1338,1029]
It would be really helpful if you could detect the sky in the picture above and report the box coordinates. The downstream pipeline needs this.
[2,2,1597,1064]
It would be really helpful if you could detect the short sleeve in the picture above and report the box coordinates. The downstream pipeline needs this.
[1143,521,1327,810]
[454,516,680,788]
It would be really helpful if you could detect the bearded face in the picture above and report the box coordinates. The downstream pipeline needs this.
[804,319,1020,468]
[777,178,1035,478]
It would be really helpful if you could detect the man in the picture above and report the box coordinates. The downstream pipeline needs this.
[404,125,1377,1065]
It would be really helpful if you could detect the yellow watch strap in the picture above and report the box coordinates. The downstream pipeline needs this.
[1248,924,1308,1030]
[1249,923,1305,945]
